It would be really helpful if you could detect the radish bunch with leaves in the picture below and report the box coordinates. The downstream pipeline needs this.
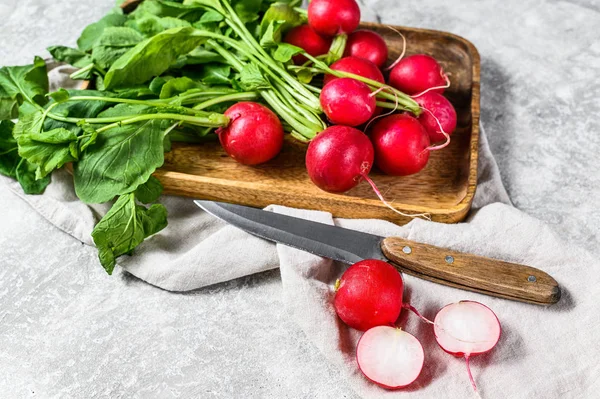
[0,0,458,273]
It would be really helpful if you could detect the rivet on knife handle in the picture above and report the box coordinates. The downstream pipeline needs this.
[381,237,561,305]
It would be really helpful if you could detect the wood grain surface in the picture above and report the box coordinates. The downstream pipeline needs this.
[381,237,561,305]
[89,1,482,225]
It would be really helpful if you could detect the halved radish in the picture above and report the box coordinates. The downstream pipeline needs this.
[434,301,501,392]
[357,326,425,389]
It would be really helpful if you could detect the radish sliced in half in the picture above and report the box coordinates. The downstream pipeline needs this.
[434,301,501,392]
[357,326,424,389]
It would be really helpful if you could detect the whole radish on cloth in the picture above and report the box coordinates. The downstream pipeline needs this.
[344,30,389,68]
[308,0,361,37]
[217,102,284,165]
[283,24,332,65]
[389,54,449,96]
[334,260,404,331]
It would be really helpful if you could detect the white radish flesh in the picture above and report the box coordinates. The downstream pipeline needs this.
[356,326,424,389]
[433,301,501,393]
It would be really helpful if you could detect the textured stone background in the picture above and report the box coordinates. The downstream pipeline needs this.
[1,0,599,398]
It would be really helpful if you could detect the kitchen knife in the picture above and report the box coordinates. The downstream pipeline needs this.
[195,200,560,305]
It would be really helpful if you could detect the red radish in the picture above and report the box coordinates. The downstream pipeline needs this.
[414,92,457,143]
[307,0,360,37]
[389,54,449,96]
[357,326,424,389]
[434,301,501,393]
[324,56,385,86]
[283,24,332,65]
[334,260,403,331]
[217,102,284,165]
[344,30,389,68]
[370,114,431,176]
[320,78,377,126]
[305,125,373,193]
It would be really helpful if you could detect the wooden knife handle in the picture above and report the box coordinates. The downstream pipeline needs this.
[381,237,561,305]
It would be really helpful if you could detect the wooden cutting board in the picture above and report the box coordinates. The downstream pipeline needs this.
[91,1,481,225]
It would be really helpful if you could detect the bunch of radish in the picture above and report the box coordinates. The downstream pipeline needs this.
[334,260,501,392]
[215,0,458,217]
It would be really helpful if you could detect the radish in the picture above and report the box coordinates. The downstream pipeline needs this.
[370,114,431,176]
[307,0,361,37]
[324,56,385,86]
[320,78,377,126]
[334,260,403,331]
[414,91,457,144]
[357,326,424,389]
[389,54,449,96]
[305,125,373,193]
[306,125,430,219]
[434,301,501,393]
[217,102,284,165]
[283,24,332,65]
[344,30,389,68]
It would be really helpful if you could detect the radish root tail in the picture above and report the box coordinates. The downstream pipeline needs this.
[411,72,451,98]
[420,107,451,153]
[402,303,435,324]
[365,86,399,133]
[384,27,407,71]
[361,174,431,221]
[465,355,481,397]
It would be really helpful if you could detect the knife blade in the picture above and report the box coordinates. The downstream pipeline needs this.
[195,200,561,305]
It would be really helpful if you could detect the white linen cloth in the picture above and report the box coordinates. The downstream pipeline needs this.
[1,64,598,398]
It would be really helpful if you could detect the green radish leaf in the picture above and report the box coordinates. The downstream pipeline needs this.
[126,12,192,37]
[13,109,45,140]
[78,122,99,152]
[149,76,172,95]
[47,46,93,68]
[0,57,48,120]
[260,20,285,48]
[0,120,20,179]
[199,10,224,23]
[92,27,145,70]
[232,0,263,23]
[77,12,128,52]
[183,0,226,14]
[47,88,70,103]
[180,47,224,65]
[113,86,156,98]
[197,63,231,85]
[92,193,168,274]
[159,77,204,99]
[49,89,113,120]
[104,27,207,89]
[17,128,79,179]
[134,175,163,203]
[260,2,302,36]
[239,63,271,90]
[272,43,304,63]
[98,103,157,118]
[135,0,208,20]
[297,68,316,84]
[15,158,51,194]
[74,119,170,204]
